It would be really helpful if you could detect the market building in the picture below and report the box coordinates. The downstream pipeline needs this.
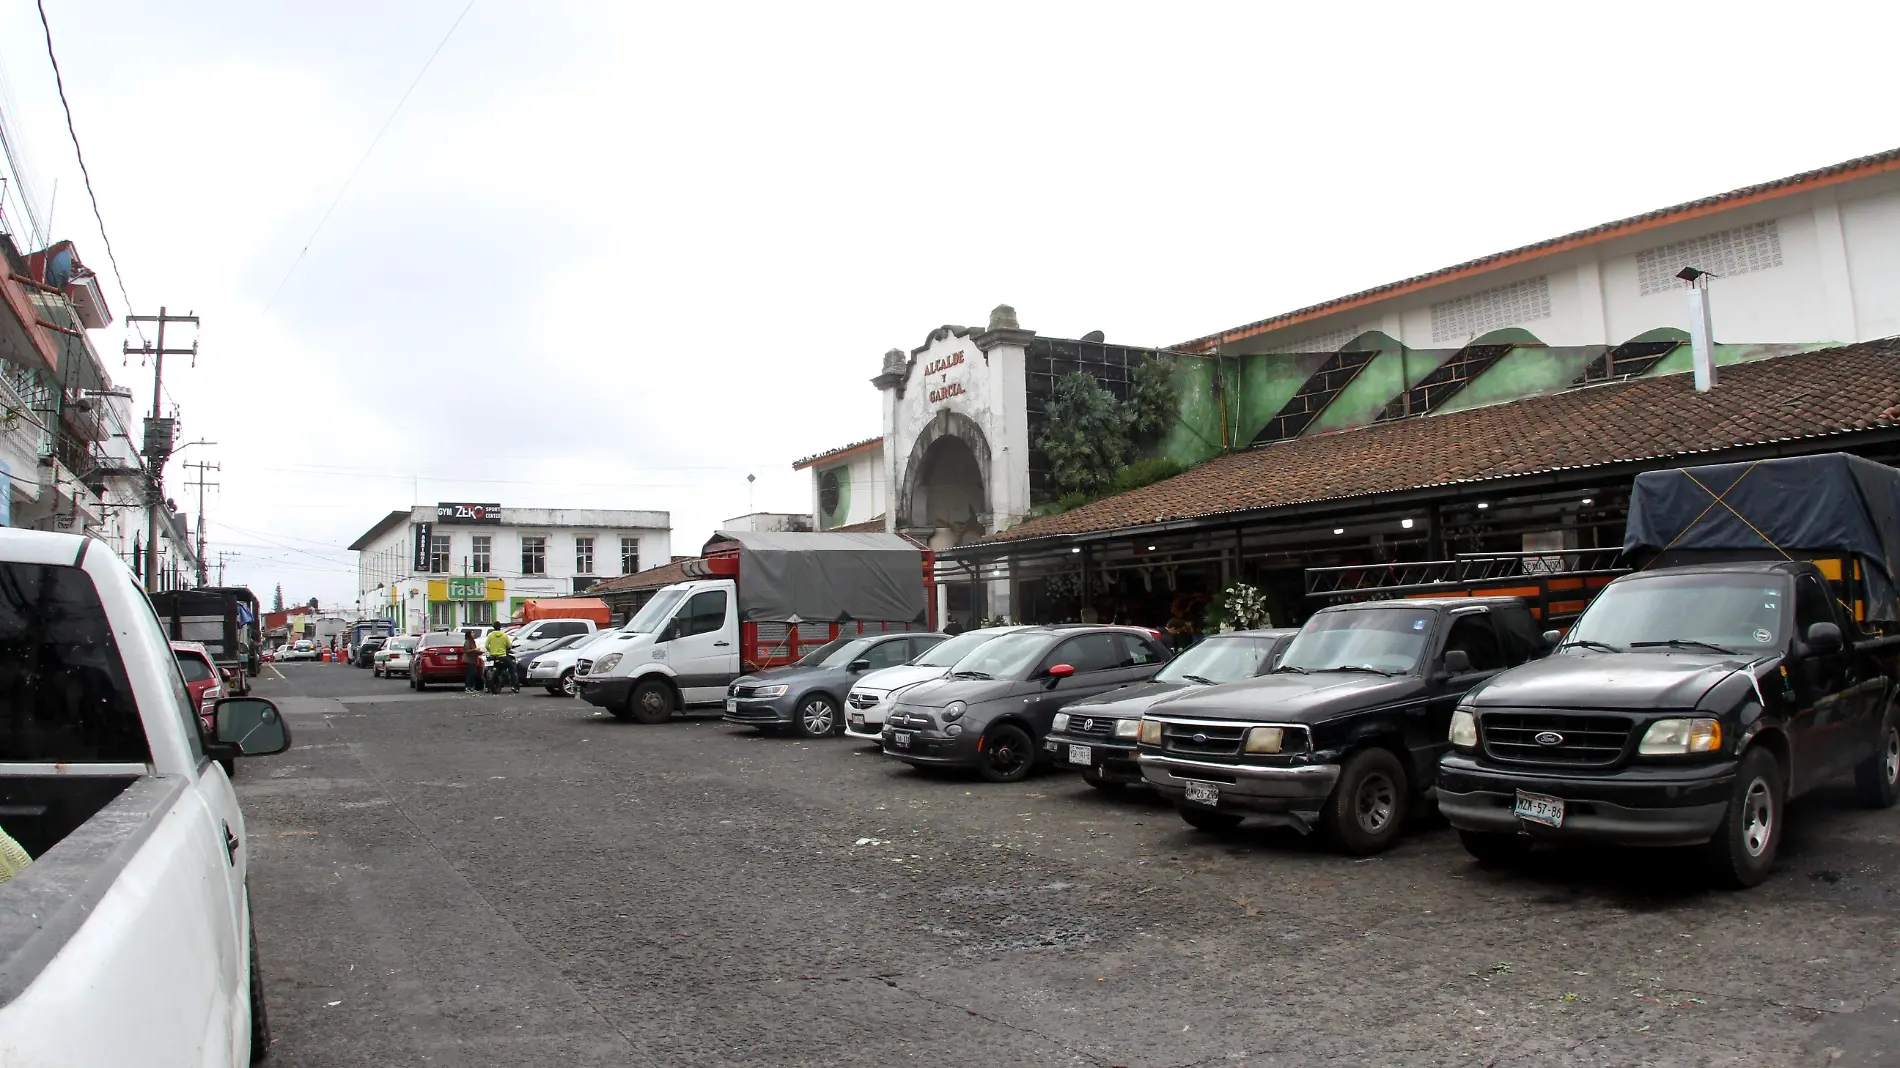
[349,504,670,632]
[798,146,1900,627]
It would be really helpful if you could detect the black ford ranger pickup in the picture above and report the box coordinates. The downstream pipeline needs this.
[1135,597,1546,854]
[1438,559,1900,887]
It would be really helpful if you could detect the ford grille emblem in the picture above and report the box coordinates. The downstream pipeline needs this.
[1534,731,1564,747]
[1193,732,1208,744]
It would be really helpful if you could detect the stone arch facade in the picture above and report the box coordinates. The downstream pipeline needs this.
[896,409,993,537]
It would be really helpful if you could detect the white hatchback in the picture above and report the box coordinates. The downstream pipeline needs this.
[842,626,1029,740]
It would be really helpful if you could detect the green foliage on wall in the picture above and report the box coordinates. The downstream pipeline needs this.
[1126,354,1179,447]
[1039,372,1131,496]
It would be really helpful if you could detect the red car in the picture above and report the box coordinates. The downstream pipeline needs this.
[410,632,480,690]
[172,640,224,735]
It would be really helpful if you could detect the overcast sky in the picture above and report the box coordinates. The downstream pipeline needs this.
[0,1,1894,606]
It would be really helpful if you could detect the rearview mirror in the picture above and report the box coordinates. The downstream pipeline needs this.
[1441,650,1474,677]
[1541,629,1562,649]
[216,697,291,757]
[1046,663,1076,680]
[1805,621,1843,654]
[848,659,872,673]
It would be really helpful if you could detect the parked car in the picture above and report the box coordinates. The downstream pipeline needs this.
[512,631,585,686]
[352,635,389,668]
[1135,598,1545,853]
[374,635,419,678]
[882,626,1171,782]
[725,632,948,737]
[172,639,225,737]
[844,626,1031,741]
[0,528,291,1066]
[1047,628,1297,790]
[526,628,617,696]
[509,617,598,657]
[410,632,477,690]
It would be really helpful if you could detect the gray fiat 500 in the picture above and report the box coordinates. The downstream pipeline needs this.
[724,632,947,737]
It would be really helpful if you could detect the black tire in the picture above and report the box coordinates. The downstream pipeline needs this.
[560,670,577,698]
[1458,830,1532,864]
[410,674,422,691]
[1703,745,1784,889]
[248,909,271,1062]
[793,694,842,738]
[1322,748,1410,855]
[627,679,674,724]
[1178,805,1244,832]
[976,723,1035,783]
[1853,708,1900,810]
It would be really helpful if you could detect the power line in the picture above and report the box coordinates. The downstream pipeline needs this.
[262,0,477,313]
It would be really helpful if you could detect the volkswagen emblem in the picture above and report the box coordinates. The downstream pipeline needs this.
[1082,719,1095,731]
[1534,731,1564,747]
[1193,732,1208,744]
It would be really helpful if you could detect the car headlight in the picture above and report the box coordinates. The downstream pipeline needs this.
[591,652,622,673]
[1114,718,1140,739]
[1449,709,1477,748]
[944,723,963,737]
[1639,717,1723,755]
[1139,718,1162,745]
[942,701,967,723]
[754,684,789,698]
[1243,727,1284,754]
[1052,713,1070,732]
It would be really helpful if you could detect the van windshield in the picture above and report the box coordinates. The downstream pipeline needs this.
[0,562,149,762]
[624,590,687,634]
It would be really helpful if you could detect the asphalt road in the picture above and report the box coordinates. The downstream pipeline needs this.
[237,662,1900,1067]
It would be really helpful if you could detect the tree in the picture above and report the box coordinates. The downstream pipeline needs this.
[1125,354,1179,447]
[307,596,319,611]
[272,584,284,612]
[1037,372,1129,496]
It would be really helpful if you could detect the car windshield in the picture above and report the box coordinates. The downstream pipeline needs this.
[624,589,688,633]
[175,655,215,683]
[1154,635,1278,684]
[389,637,417,652]
[797,636,875,668]
[1564,573,1786,653]
[945,631,1055,679]
[911,629,1006,668]
[1278,608,1435,674]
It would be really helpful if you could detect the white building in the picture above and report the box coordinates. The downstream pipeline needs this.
[350,504,671,632]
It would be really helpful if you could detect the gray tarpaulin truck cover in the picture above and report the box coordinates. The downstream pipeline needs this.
[1624,453,1900,621]
[708,530,928,624]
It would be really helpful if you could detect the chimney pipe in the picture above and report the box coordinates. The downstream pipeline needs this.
[1678,266,1716,392]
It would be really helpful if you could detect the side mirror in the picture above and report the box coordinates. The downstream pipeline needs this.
[659,620,681,643]
[848,658,872,673]
[1442,650,1474,677]
[1805,621,1843,655]
[1541,629,1562,649]
[215,697,291,757]
[1046,663,1076,681]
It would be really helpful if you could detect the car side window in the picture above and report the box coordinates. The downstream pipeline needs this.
[682,591,728,637]
[558,622,587,637]
[1793,575,1836,643]
[1046,633,1123,674]
[1116,634,1166,667]
[864,639,911,670]
[1443,613,1505,672]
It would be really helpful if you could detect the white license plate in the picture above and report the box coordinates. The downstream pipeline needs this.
[893,731,912,748]
[1183,780,1220,806]
[849,714,865,728]
[1514,790,1565,828]
[725,698,737,713]
[1067,744,1093,766]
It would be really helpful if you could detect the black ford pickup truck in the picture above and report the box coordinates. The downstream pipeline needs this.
[1136,597,1546,853]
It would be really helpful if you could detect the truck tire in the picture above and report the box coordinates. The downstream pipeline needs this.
[624,679,673,724]
[1177,805,1243,832]
[1703,745,1783,889]
[248,911,271,1062]
[1458,830,1532,865]
[793,694,841,737]
[976,723,1035,783]
[1321,747,1409,855]
[1853,708,1900,809]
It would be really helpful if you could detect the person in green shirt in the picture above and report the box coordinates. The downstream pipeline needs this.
[0,826,31,886]
[483,626,517,691]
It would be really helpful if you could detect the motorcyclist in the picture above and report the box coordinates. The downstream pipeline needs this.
[483,625,518,692]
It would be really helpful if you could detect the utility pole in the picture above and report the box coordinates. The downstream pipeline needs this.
[124,308,200,593]
[216,550,237,586]
[184,459,220,586]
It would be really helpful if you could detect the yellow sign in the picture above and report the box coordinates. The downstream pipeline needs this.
[426,578,504,602]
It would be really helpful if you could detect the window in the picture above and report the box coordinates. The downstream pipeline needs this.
[1794,574,1836,642]
[0,563,151,763]
[428,535,451,574]
[863,638,913,670]
[621,537,639,574]
[576,536,595,574]
[1636,221,1782,296]
[175,653,216,683]
[471,535,491,574]
[553,621,589,637]
[465,601,494,626]
[1116,634,1167,666]
[1429,276,1551,343]
[1443,613,1505,672]
[521,536,546,576]
[680,590,727,637]
[1045,633,1124,674]
[429,601,458,630]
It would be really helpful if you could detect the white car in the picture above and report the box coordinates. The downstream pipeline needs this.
[527,627,619,696]
[375,634,419,677]
[279,640,318,662]
[511,617,598,656]
[842,626,1029,740]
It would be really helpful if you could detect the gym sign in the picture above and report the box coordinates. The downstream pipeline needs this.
[435,502,502,524]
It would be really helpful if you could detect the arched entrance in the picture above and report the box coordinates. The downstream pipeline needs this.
[897,410,991,541]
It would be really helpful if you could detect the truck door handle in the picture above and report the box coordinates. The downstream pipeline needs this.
[713,641,731,647]
[224,823,240,865]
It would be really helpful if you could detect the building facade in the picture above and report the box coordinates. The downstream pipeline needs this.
[350,504,671,632]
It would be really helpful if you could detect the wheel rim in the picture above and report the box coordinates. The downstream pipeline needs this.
[562,673,577,697]
[1884,727,1900,785]
[1355,771,1397,833]
[639,687,667,714]
[987,731,1027,775]
[802,700,834,734]
[1742,776,1775,858]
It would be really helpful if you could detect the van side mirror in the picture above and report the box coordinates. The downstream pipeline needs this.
[1441,650,1474,677]
[1805,621,1843,655]
[848,658,872,673]
[1541,629,1562,649]
[659,620,681,643]
[216,697,291,757]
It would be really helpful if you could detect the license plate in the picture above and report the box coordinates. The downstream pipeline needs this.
[849,714,864,728]
[1514,790,1565,828]
[893,731,912,748]
[725,698,736,713]
[1183,781,1220,806]
[1067,744,1093,766]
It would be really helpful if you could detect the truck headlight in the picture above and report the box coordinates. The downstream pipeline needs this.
[1114,718,1139,739]
[754,684,789,698]
[942,701,967,723]
[592,652,622,673]
[1449,709,1477,748]
[1138,719,1162,745]
[1639,717,1723,755]
[1243,727,1284,754]
[1051,713,1070,732]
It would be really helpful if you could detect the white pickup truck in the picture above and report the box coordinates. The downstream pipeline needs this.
[0,529,291,1066]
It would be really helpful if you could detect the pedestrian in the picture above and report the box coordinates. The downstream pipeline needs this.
[462,631,482,691]
[1165,616,1191,652]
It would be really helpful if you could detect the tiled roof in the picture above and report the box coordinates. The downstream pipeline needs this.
[586,557,697,593]
[1173,147,1900,353]
[792,436,882,470]
[982,338,1900,544]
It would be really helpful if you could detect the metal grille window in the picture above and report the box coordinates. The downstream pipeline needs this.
[465,600,494,625]
[521,536,546,575]
[576,536,595,574]
[1281,323,1365,354]
[621,537,639,574]
[1636,221,1782,296]
[427,535,451,574]
[429,601,457,630]
[1430,276,1551,343]
[471,535,491,574]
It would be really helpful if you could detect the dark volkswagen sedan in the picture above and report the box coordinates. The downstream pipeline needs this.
[724,632,946,737]
[1046,629,1297,790]
[881,626,1170,782]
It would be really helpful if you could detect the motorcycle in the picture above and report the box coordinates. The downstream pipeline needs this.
[484,653,521,694]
